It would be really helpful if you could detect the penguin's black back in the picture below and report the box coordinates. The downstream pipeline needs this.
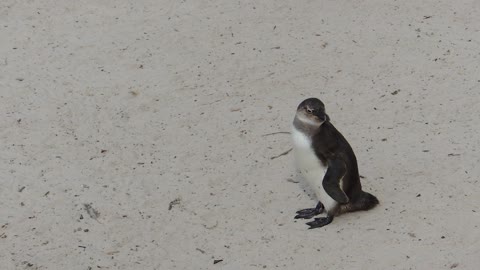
[311,121,363,202]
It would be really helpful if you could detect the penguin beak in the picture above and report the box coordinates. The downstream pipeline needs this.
[316,112,329,122]
[324,114,330,122]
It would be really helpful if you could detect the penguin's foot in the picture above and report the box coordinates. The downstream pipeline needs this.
[306,215,333,229]
[294,202,324,219]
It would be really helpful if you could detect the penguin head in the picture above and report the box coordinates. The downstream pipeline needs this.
[296,97,330,126]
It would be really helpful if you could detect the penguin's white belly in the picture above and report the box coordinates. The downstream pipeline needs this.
[291,127,338,212]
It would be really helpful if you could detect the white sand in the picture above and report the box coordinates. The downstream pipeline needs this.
[1,0,479,269]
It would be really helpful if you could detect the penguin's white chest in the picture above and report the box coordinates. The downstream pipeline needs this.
[291,127,338,212]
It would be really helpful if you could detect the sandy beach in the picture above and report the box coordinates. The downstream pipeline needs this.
[1,0,479,269]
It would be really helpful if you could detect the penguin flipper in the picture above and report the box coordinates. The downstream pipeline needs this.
[322,159,349,204]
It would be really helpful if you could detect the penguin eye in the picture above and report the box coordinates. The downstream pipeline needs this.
[306,108,314,114]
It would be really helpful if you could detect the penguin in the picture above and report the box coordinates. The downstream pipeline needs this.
[291,97,379,229]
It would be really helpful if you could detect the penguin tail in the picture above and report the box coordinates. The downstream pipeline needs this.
[340,191,379,214]
[356,191,379,211]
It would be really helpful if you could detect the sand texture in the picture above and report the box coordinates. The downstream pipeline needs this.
[1,0,479,269]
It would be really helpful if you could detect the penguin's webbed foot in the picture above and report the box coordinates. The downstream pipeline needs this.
[294,202,324,219]
[295,208,319,219]
[306,215,333,229]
